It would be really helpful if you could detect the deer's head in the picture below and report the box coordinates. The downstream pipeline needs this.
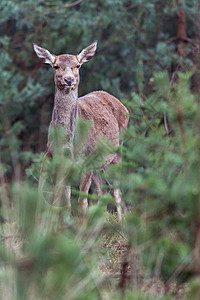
[33,42,97,91]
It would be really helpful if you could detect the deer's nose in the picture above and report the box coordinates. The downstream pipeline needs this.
[64,77,74,86]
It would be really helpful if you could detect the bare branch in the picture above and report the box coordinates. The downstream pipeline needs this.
[43,0,84,8]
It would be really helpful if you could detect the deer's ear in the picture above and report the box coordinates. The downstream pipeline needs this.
[33,43,55,66]
[77,41,97,64]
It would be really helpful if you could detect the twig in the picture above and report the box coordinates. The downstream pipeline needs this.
[3,234,19,240]
[29,171,39,182]
[166,36,197,46]
[43,0,84,8]
[114,229,129,243]
[126,131,181,154]
[164,113,170,135]
[170,63,182,85]
[62,0,84,8]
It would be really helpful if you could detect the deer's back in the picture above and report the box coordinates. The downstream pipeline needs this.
[78,91,129,158]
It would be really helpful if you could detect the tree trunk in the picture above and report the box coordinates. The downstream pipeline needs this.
[176,7,187,57]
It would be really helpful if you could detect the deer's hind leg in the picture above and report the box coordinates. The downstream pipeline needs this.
[93,171,123,225]
[111,155,123,225]
[92,172,109,197]
[78,172,93,215]
[113,181,123,225]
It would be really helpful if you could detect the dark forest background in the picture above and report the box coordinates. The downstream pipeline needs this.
[0,0,198,171]
[1,1,200,299]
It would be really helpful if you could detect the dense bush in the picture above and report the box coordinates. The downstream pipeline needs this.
[1,0,200,299]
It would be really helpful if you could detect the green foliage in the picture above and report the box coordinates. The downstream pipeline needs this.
[1,71,200,299]
[0,0,198,172]
[1,0,200,299]
[117,72,199,283]
[0,185,104,300]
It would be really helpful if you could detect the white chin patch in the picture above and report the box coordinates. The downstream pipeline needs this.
[64,82,75,88]
[64,85,75,91]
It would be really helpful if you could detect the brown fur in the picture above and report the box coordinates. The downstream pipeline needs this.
[33,42,129,220]
[78,91,128,165]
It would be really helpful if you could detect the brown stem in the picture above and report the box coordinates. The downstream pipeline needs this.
[193,221,200,275]
[193,84,200,281]
[176,7,187,57]
[192,0,200,94]
[177,113,186,145]
[119,260,129,293]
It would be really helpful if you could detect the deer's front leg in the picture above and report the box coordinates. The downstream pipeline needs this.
[78,172,92,214]
[113,181,123,225]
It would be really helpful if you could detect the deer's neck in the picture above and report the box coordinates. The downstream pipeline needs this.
[52,87,78,145]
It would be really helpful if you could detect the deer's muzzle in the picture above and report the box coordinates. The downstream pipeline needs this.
[64,77,74,86]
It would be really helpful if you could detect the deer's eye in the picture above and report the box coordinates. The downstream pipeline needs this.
[54,66,59,70]
[76,65,81,69]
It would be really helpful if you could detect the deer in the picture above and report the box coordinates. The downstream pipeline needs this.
[33,41,129,223]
